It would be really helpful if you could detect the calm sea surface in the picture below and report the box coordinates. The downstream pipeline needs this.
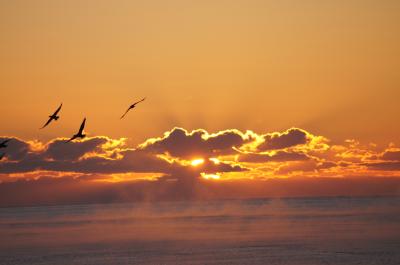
[1,197,399,265]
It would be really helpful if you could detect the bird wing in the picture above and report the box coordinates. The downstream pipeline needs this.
[120,107,131,119]
[78,118,86,134]
[53,103,63,115]
[133,97,146,106]
[40,117,53,129]
[120,98,145,119]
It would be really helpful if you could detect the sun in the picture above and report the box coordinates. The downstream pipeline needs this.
[191,158,205,166]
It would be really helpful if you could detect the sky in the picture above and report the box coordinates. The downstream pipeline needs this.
[1,0,400,206]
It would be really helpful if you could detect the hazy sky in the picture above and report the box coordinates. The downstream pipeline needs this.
[1,0,399,145]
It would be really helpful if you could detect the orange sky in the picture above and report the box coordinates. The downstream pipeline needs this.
[1,1,400,205]
[1,0,399,145]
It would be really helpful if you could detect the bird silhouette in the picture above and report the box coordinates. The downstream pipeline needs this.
[0,139,10,148]
[120,97,146,119]
[40,103,63,129]
[66,118,86,142]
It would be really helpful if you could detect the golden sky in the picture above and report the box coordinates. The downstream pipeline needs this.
[1,1,400,205]
[1,0,399,144]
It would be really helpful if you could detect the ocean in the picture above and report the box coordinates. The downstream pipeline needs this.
[0,197,399,265]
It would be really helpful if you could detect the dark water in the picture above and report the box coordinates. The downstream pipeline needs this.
[1,197,399,265]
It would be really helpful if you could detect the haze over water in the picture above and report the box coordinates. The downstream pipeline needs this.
[1,197,399,265]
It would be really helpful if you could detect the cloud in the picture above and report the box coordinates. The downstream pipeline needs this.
[0,148,168,175]
[1,127,399,183]
[362,148,400,171]
[1,127,400,206]
[365,161,400,171]
[44,137,109,161]
[276,161,319,175]
[0,137,31,161]
[256,128,309,151]
[238,151,310,163]
[139,127,253,158]
[380,150,400,161]
[317,161,338,170]
[0,137,152,174]
[0,134,246,181]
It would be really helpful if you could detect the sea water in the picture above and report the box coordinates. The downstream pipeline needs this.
[0,197,399,265]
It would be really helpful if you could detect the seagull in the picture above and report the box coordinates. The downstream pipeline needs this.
[0,139,10,148]
[120,97,146,119]
[66,118,86,142]
[40,103,63,129]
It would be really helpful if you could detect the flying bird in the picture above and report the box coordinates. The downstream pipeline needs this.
[66,118,86,142]
[40,103,63,129]
[0,139,10,148]
[120,97,146,119]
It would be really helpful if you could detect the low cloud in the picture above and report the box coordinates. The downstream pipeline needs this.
[257,128,309,151]
[44,137,109,161]
[139,127,254,158]
[380,150,400,161]
[238,151,310,163]
[0,137,31,161]
[1,127,399,195]
[365,161,400,171]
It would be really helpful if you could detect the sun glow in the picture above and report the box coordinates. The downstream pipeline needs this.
[209,157,220,164]
[191,158,205,166]
[201,173,221,180]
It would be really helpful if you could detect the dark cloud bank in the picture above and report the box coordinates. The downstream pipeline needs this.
[1,128,400,207]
